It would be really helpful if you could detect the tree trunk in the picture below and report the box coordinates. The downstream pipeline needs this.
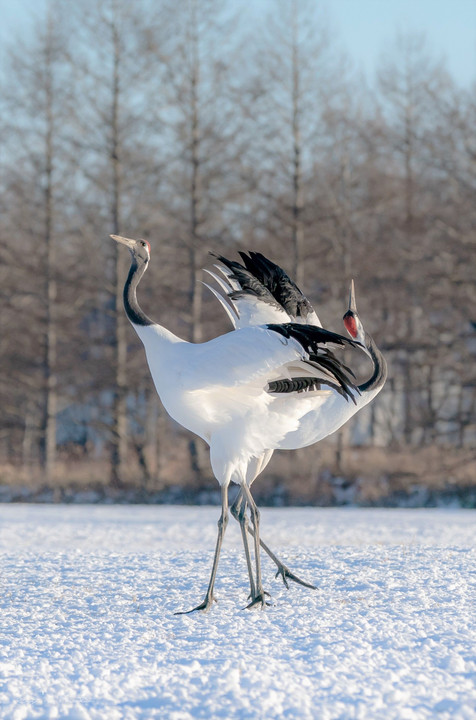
[40,32,57,483]
[404,94,414,232]
[402,315,414,446]
[109,18,127,489]
[189,0,202,345]
[43,191,57,482]
[187,0,206,482]
[22,400,35,476]
[291,2,304,289]
[145,388,160,485]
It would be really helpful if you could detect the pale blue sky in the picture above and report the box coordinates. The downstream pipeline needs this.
[329,0,476,86]
[1,0,475,86]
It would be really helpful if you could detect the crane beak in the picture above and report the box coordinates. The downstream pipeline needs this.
[110,234,136,249]
[348,279,357,313]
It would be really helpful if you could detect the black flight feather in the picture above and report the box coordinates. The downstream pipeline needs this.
[239,251,314,319]
[210,251,315,320]
[267,323,360,403]
[210,252,282,310]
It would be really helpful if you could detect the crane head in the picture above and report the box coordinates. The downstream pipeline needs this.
[111,234,150,264]
[343,279,365,342]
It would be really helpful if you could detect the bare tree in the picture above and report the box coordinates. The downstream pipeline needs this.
[377,32,452,445]
[0,2,474,503]
[419,82,476,447]
[147,0,246,479]
[243,0,345,289]
[1,3,74,481]
[68,0,166,487]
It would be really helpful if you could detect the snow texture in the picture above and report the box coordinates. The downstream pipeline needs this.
[0,505,475,719]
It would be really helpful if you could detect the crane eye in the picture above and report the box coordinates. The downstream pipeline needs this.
[141,241,146,247]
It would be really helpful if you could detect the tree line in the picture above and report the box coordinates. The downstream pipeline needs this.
[0,0,475,502]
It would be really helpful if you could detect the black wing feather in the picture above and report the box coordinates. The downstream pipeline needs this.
[211,250,315,321]
[239,251,314,320]
[267,323,361,403]
[210,252,282,310]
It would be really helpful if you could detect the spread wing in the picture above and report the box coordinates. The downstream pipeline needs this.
[181,323,359,404]
[203,251,322,330]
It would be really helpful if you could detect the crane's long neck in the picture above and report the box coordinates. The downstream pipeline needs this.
[359,331,387,394]
[124,258,154,327]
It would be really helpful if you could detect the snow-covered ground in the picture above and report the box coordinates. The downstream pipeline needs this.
[0,505,475,720]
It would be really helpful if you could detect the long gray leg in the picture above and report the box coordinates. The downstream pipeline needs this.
[230,492,256,599]
[241,483,270,609]
[174,484,229,614]
[231,489,316,590]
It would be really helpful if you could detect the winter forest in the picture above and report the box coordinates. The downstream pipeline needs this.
[1,0,475,506]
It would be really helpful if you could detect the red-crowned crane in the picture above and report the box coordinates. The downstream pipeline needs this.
[111,236,386,612]
[204,252,387,590]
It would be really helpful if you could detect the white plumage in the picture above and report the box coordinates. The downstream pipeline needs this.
[111,236,387,611]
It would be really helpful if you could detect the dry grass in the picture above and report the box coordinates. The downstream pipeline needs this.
[0,440,475,506]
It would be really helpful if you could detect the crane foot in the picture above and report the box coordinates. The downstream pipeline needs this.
[174,594,217,615]
[245,591,271,610]
[275,565,317,590]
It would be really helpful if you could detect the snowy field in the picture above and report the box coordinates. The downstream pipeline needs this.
[0,505,475,720]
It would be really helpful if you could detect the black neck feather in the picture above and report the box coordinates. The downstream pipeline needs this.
[359,332,387,393]
[123,258,153,327]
